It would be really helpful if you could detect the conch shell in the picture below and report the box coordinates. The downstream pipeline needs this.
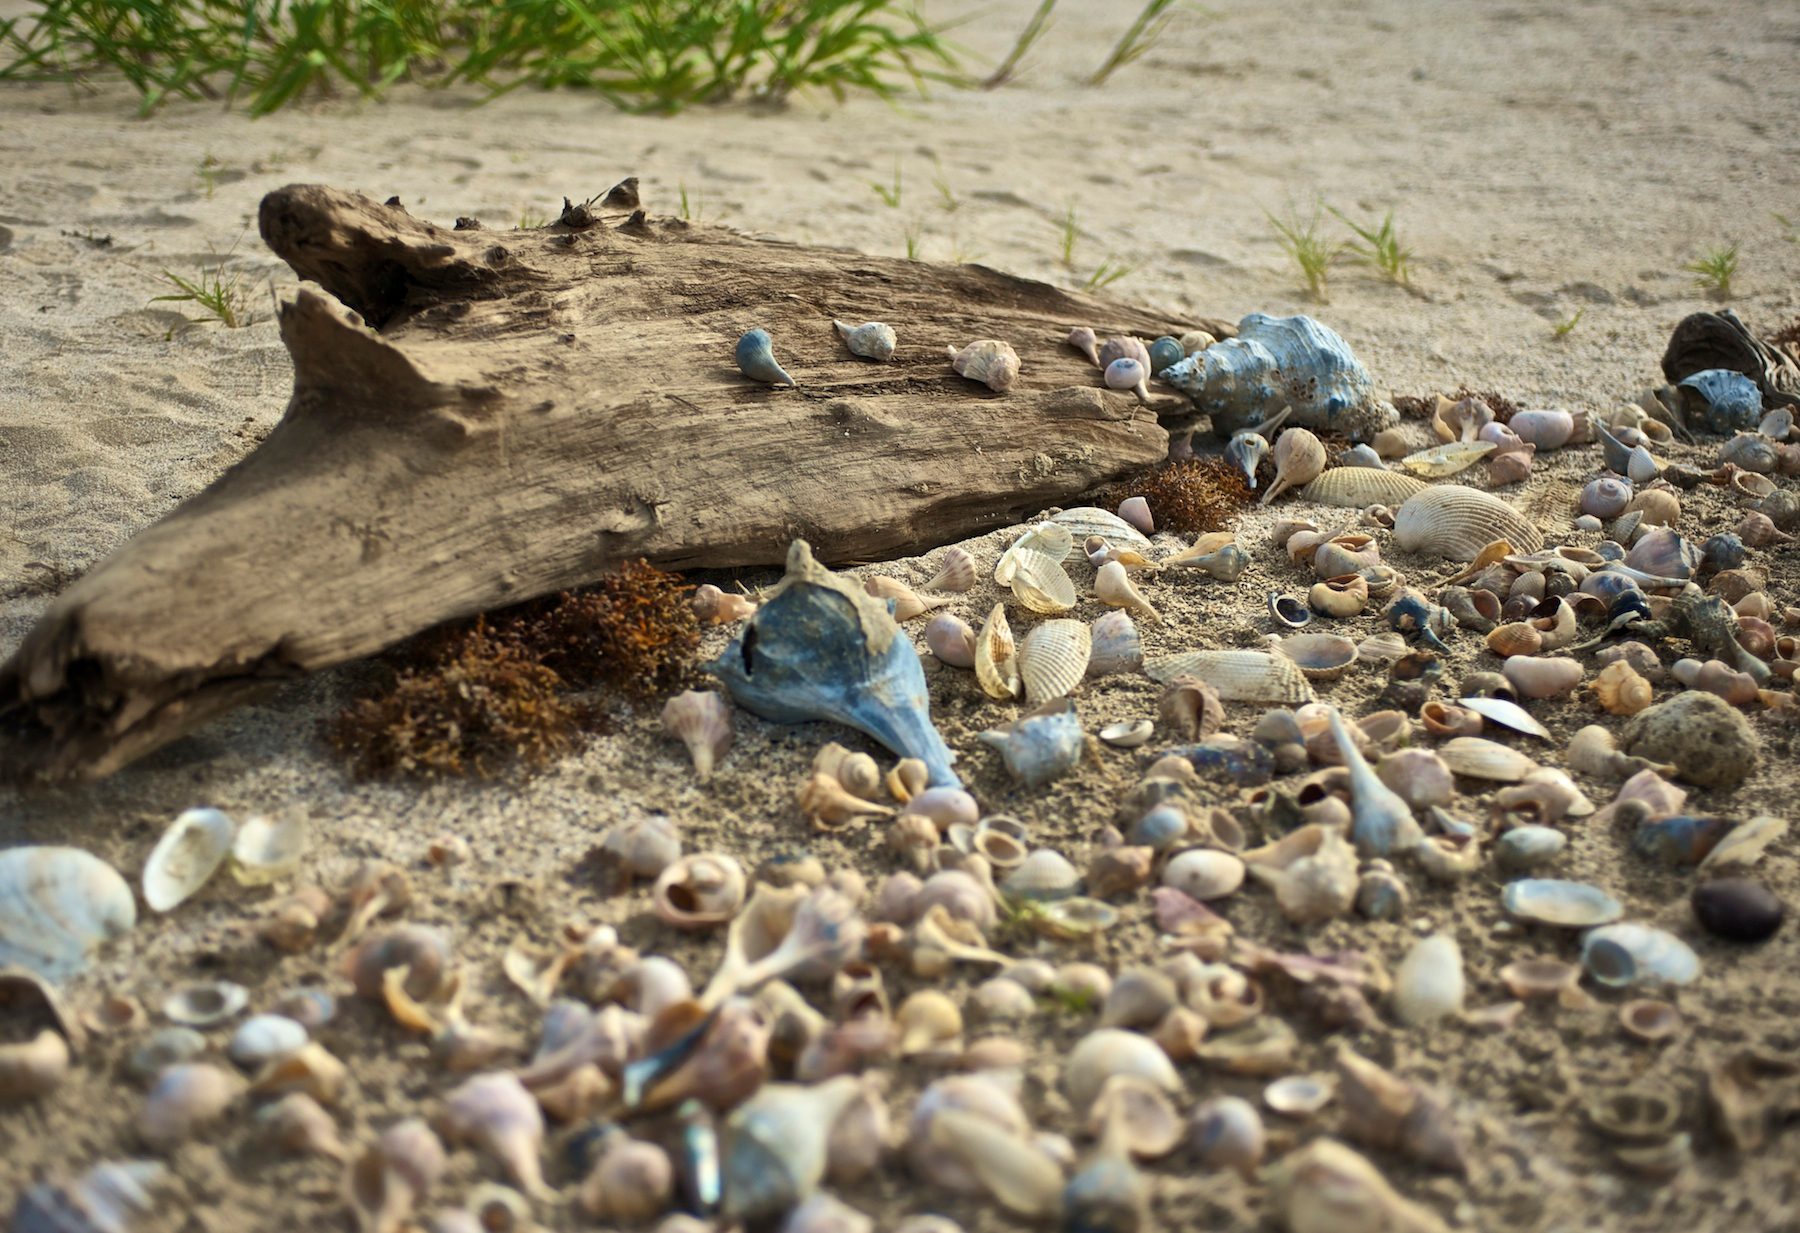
[946,340,1020,394]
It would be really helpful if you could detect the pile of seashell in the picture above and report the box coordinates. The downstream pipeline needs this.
[10,310,1800,1233]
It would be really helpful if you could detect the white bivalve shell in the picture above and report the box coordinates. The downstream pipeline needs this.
[1144,650,1315,703]
[143,808,235,913]
[231,810,308,886]
[0,846,137,981]
[1393,485,1545,560]
[1017,620,1091,705]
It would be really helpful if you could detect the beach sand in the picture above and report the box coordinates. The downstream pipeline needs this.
[2,0,1800,1228]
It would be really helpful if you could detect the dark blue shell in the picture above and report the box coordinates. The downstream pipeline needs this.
[1160,738,1274,787]
[1632,815,1730,866]
[1701,533,1746,573]
[1677,369,1762,434]
[1148,336,1184,375]
[1388,594,1448,652]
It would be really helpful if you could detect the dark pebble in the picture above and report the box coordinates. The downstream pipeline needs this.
[1691,878,1786,943]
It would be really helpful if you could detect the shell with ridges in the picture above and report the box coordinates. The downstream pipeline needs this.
[1393,486,1545,560]
[1009,548,1078,614]
[833,320,896,361]
[973,603,1020,700]
[1298,467,1428,509]
[1158,313,1394,436]
[946,340,1019,394]
[1018,620,1092,706]
[0,847,137,982]
[1398,441,1495,477]
[1049,507,1154,553]
[1145,650,1315,703]
[923,547,977,593]
[1437,737,1536,781]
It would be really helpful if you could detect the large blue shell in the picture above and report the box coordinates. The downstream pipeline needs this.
[1160,314,1394,437]
[1676,368,1762,434]
[706,541,959,788]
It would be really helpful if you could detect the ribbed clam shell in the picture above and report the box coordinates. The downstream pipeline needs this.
[1018,620,1092,706]
[0,846,137,982]
[143,808,235,912]
[1437,737,1536,781]
[995,523,1074,584]
[1144,651,1315,703]
[1393,486,1545,560]
[1397,441,1495,477]
[1009,547,1077,614]
[974,603,1020,700]
[1051,507,1154,553]
[1297,467,1427,508]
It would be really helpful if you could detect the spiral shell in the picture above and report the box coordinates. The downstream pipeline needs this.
[653,854,748,930]
[1017,620,1092,706]
[1581,476,1632,518]
[1393,485,1545,560]
[834,320,896,362]
[946,340,1020,394]
[1297,467,1428,508]
[1593,661,1654,715]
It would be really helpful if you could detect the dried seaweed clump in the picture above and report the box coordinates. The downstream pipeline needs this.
[328,622,575,779]
[1770,316,1800,350]
[1112,456,1253,536]
[519,560,700,697]
[1395,387,1519,424]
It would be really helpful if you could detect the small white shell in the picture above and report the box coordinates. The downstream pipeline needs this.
[144,808,235,913]
[834,319,897,361]
[1010,548,1078,614]
[1018,620,1091,705]
[1391,934,1464,1026]
[1098,720,1154,748]
[925,613,978,668]
[1436,737,1536,782]
[1144,650,1315,703]
[1064,1029,1182,1111]
[1392,485,1545,560]
[228,1014,309,1070]
[231,810,308,886]
[1161,850,1245,901]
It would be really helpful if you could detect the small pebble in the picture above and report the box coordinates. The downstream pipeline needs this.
[1573,514,1603,532]
[1691,878,1785,943]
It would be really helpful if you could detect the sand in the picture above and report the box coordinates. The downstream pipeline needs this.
[3,0,1800,1228]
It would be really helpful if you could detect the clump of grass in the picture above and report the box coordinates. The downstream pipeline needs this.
[1328,206,1412,287]
[516,560,699,697]
[196,152,223,199]
[1551,307,1584,339]
[929,158,958,212]
[1090,0,1178,86]
[1084,257,1135,290]
[903,218,924,260]
[1056,203,1079,268]
[151,254,254,329]
[1267,203,1341,302]
[869,159,902,209]
[1684,242,1740,298]
[984,0,1056,89]
[328,621,576,780]
[1775,212,1797,246]
[1111,457,1253,537]
[516,207,548,229]
[0,0,962,117]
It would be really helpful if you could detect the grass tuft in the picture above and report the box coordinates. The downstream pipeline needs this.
[0,0,963,117]
[1267,202,1341,302]
[151,248,255,329]
[1056,202,1079,268]
[1551,307,1584,340]
[1083,257,1135,290]
[1090,0,1178,86]
[903,217,923,260]
[1328,205,1411,286]
[984,0,1055,89]
[1684,242,1740,298]
[869,158,902,209]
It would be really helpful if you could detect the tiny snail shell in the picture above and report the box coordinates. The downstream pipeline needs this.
[833,320,897,362]
[1105,357,1148,391]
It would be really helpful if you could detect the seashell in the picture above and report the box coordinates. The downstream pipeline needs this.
[1625,487,1681,528]
[1497,956,1580,1000]
[1094,560,1159,624]
[1592,661,1654,715]
[127,1027,206,1081]
[1010,545,1077,615]
[139,1062,241,1148]
[346,924,452,1003]
[1675,369,1762,434]
[1193,1017,1298,1076]
[1501,655,1583,699]
[1298,466,1428,508]
[1105,357,1150,402]
[227,808,307,886]
[723,1076,864,1219]
[736,328,796,386]
[1355,860,1410,921]
[653,855,748,931]
[1274,633,1357,681]
[1433,395,1494,443]
[1439,586,1499,633]
[1418,701,1481,737]
[1324,708,1423,858]
[1018,619,1091,705]
[979,700,1084,788]
[1264,1075,1335,1119]
[142,808,234,913]
[1263,429,1328,503]
[1077,613,1142,685]
[1670,657,1760,704]
[1143,650,1315,706]
[578,1131,675,1225]
[162,980,248,1028]
[831,751,882,800]
[1189,1096,1265,1178]
[1161,850,1245,901]
[833,319,896,362]
[1436,737,1535,782]
[1394,485,1544,560]
[1580,475,1633,519]
[1160,313,1394,435]
[10,1161,168,1233]
[1098,719,1154,749]
[1312,533,1380,580]
[442,1073,547,1195]
[1065,1029,1183,1112]
[1503,878,1623,927]
[1000,848,1081,902]
[922,613,980,671]
[255,1092,348,1161]
[1699,815,1787,873]
[1443,697,1537,742]
[708,542,960,787]
[661,690,733,781]
[1163,539,1250,582]
[693,583,757,625]
[0,847,137,983]
[227,1014,308,1070]
[1099,336,1151,371]
[0,1028,70,1102]
[335,862,412,936]
[1398,440,1495,477]
[1632,814,1730,866]
[1391,935,1464,1027]
[1267,1138,1452,1233]
[895,990,963,1058]
[250,1041,348,1105]
[601,813,683,879]
[1049,507,1154,554]
[1245,827,1359,924]
[1332,1047,1467,1174]
[1738,511,1792,547]
[1690,878,1785,943]
[1702,533,1747,575]
[866,576,948,623]
[946,339,1020,394]
[1495,826,1567,873]
[1374,749,1453,811]
[1088,1072,1183,1160]
[1507,409,1575,449]
[1582,923,1700,987]
[1484,622,1541,659]
[1068,327,1102,366]
[1308,573,1370,618]
[1371,427,1410,459]
[1139,336,1184,379]
[915,1105,1064,1220]
[1268,593,1312,630]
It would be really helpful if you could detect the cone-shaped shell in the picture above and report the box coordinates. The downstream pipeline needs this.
[0,847,137,982]
[1018,620,1092,706]
[1298,468,1428,508]
[974,603,1020,700]
[834,320,897,361]
[1094,561,1160,624]
[1145,651,1315,703]
[1393,486,1545,560]
[1263,430,1327,504]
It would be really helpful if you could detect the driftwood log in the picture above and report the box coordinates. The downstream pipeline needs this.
[1,182,1226,781]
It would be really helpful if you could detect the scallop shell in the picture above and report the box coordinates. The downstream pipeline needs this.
[1009,548,1078,615]
[974,603,1020,700]
[143,808,235,912]
[1018,620,1092,705]
[0,847,137,982]
[231,810,308,886]
[1398,441,1495,477]
[1393,486,1545,560]
[1144,651,1315,703]
[1049,508,1152,553]
[1297,467,1428,508]
[923,547,977,594]
[995,522,1072,585]
[1436,737,1536,782]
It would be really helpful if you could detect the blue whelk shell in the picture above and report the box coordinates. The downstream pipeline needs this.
[707,541,959,789]
[980,699,1085,788]
[734,328,795,386]
[1581,923,1701,987]
[1675,369,1762,435]
[832,319,896,362]
[1160,313,1397,438]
